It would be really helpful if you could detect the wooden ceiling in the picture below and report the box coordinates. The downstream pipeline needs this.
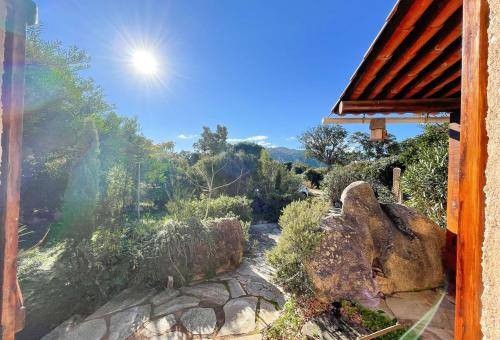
[332,0,462,115]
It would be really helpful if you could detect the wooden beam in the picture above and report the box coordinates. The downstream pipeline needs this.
[338,98,460,114]
[349,0,434,99]
[322,116,449,124]
[364,2,462,100]
[386,38,462,98]
[455,0,488,338]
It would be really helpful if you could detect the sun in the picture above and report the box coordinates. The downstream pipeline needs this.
[131,49,159,76]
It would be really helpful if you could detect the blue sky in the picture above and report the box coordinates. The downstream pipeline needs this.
[36,0,421,151]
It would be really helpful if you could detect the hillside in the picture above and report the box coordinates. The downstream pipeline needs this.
[267,147,322,167]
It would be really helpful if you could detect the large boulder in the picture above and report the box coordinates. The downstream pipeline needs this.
[306,181,445,304]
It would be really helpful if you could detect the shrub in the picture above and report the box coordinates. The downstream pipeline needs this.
[253,151,303,222]
[322,157,400,206]
[267,198,329,294]
[166,195,253,222]
[304,168,323,188]
[401,142,448,228]
[266,297,304,339]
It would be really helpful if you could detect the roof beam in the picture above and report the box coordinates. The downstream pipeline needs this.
[338,98,460,114]
[322,116,449,124]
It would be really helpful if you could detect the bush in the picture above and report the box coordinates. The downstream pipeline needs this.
[401,142,448,228]
[304,168,324,188]
[267,198,329,294]
[266,297,304,339]
[166,195,253,222]
[322,157,400,206]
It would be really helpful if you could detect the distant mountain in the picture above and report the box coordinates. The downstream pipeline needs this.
[267,147,322,167]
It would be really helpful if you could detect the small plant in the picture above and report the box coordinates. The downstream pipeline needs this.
[339,300,417,340]
[267,198,329,294]
[266,297,305,340]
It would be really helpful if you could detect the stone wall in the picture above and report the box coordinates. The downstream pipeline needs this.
[482,0,500,338]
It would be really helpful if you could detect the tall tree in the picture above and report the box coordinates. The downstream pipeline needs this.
[299,125,348,167]
[193,125,228,155]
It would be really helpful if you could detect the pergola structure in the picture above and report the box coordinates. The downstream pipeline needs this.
[324,0,488,339]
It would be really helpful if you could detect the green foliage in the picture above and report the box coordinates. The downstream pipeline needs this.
[266,297,305,340]
[292,162,309,175]
[166,195,253,222]
[233,142,264,158]
[322,157,400,206]
[252,151,303,221]
[193,125,228,155]
[51,121,100,240]
[299,125,348,167]
[304,168,323,188]
[398,124,448,165]
[340,301,416,340]
[101,165,134,220]
[402,143,448,228]
[399,124,448,228]
[267,199,329,294]
[349,131,400,160]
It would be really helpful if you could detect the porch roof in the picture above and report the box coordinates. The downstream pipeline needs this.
[331,0,462,115]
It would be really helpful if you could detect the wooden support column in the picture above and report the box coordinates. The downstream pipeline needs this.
[455,0,488,339]
[0,1,35,340]
[444,111,460,295]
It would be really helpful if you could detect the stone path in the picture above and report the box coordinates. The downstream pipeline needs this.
[42,223,285,340]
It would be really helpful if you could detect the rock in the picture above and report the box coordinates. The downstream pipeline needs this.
[87,287,156,319]
[140,314,177,336]
[60,319,107,340]
[377,203,446,294]
[306,181,445,302]
[151,289,180,306]
[180,308,216,335]
[258,300,280,326]
[180,282,230,305]
[153,295,200,317]
[192,218,245,279]
[218,297,258,336]
[108,305,151,340]
[41,315,83,340]
[244,277,285,309]
[228,279,246,298]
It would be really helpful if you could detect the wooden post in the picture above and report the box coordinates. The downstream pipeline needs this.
[0,1,35,339]
[444,111,460,296]
[455,0,488,339]
[392,167,402,204]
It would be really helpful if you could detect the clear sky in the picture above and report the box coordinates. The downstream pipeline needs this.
[35,0,421,151]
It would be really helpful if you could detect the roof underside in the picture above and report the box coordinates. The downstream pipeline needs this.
[332,0,462,115]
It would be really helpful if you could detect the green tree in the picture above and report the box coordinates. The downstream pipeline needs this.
[349,131,400,160]
[193,125,228,155]
[299,125,348,168]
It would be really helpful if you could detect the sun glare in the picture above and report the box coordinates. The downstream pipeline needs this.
[131,50,159,76]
